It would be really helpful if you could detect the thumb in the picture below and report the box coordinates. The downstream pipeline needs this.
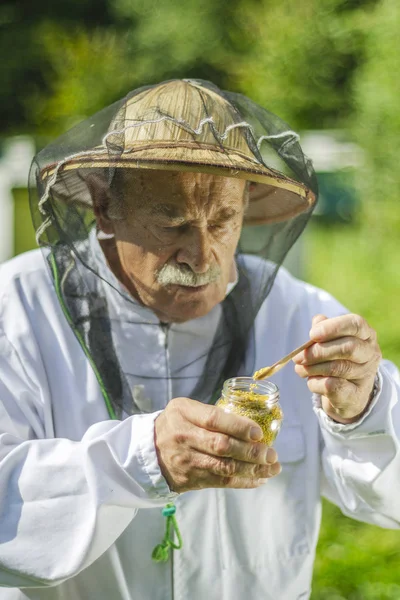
[312,314,328,326]
[310,314,328,338]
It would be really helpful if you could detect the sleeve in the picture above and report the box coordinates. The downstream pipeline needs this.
[282,271,400,528]
[315,359,400,528]
[0,331,177,589]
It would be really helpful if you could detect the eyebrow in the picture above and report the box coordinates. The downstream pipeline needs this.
[149,204,184,219]
[147,203,241,222]
[214,207,240,220]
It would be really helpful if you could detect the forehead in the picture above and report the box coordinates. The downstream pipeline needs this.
[119,169,246,214]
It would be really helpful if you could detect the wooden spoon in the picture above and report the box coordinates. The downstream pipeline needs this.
[253,339,315,381]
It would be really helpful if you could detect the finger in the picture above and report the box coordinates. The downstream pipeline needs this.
[306,375,357,400]
[309,314,374,343]
[222,466,282,488]
[293,337,372,366]
[196,453,281,480]
[294,359,369,380]
[192,428,278,465]
[306,376,368,422]
[218,477,266,489]
[185,400,263,442]
[312,314,328,326]
[184,462,282,490]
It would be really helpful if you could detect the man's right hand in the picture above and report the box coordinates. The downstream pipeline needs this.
[154,397,281,493]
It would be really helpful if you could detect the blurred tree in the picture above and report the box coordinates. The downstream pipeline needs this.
[0,0,114,136]
[223,0,377,130]
[353,0,400,204]
[1,0,397,179]
[26,0,245,135]
[30,25,134,135]
[22,0,376,136]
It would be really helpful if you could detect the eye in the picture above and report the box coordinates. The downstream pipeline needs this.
[208,222,227,231]
[161,223,189,234]
[209,212,238,230]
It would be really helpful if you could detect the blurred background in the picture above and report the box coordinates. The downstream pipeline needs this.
[1,0,399,597]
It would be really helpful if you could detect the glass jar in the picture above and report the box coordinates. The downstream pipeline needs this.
[216,377,283,446]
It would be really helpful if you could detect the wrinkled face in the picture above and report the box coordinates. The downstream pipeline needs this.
[92,170,247,323]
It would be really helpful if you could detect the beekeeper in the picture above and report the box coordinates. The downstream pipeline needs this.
[0,79,398,600]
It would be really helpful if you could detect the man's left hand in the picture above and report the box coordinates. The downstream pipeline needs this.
[293,314,382,424]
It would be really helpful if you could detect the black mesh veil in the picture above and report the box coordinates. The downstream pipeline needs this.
[29,79,318,419]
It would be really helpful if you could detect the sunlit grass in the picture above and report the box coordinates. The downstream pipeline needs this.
[312,500,400,600]
[306,207,400,600]
[305,212,400,367]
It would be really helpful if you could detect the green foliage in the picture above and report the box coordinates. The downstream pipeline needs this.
[0,0,113,136]
[223,0,371,129]
[25,0,246,134]
[112,0,228,73]
[3,0,387,138]
[31,25,134,135]
[352,0,400,203]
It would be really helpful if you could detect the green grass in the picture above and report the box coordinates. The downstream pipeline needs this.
[305,206,400,600]
[11,191,400,599]
[312,500,400,599]
[305,211,400,367]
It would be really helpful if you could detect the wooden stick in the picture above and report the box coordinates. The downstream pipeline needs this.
[253,339,315,381]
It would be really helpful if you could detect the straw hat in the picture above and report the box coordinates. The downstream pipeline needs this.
[40,80,316,225]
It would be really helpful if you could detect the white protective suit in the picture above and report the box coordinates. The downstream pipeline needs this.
[0,237,399,600]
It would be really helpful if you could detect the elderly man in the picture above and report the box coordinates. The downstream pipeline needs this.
[0,79,399,600]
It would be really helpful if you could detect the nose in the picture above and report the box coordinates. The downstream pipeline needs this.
[175,225,212,273]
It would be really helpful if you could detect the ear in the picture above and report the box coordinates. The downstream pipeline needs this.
[86,173,115,235]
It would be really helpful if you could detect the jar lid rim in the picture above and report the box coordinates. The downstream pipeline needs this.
[222,376,279,400]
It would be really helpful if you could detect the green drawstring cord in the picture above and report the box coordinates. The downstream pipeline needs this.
[152,503,183,562]
[50,255,183,563]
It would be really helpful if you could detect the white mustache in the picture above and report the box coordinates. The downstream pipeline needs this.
[156,263,221,287]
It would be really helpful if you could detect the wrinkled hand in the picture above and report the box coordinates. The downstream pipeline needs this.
[154,397,281,493]
[293,314,382,424]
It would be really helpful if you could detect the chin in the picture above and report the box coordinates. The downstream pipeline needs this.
[155,287,224,323]
[156,302,212,324]
[173,305,212,323]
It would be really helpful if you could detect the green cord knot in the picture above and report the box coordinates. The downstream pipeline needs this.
[161,505,176,517]
[152,543,170,563]
[152,503,183,563]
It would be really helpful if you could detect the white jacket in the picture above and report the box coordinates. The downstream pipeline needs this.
[0,247,399,600]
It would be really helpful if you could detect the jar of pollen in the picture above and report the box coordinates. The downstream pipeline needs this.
[216,377,283,446]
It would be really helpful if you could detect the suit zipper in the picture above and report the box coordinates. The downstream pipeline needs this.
[160,323,175,598]
[160,323,172,407]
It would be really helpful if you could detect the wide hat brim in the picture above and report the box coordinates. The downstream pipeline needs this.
[41,140,316,225]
